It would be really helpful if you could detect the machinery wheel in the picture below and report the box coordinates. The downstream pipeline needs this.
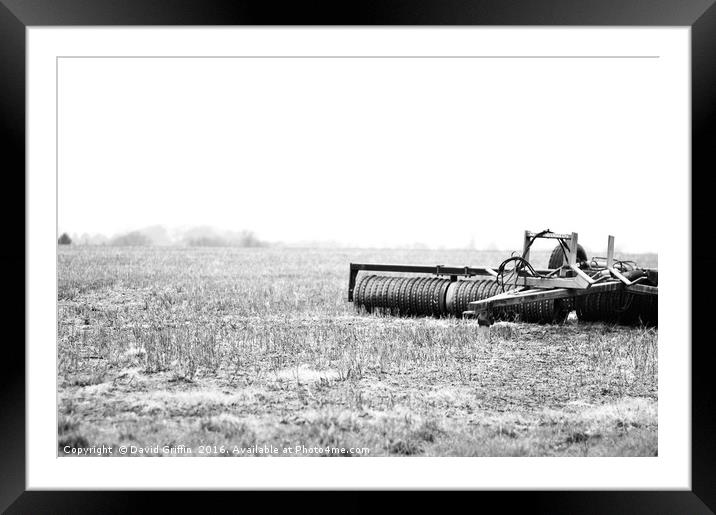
[548,243,587,269]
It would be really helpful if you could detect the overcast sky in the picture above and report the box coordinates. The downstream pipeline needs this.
[58,56,682,252]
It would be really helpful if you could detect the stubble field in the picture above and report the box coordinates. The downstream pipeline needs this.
[58,246,658,457]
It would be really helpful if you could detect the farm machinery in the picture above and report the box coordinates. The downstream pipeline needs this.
[348,230,657,326]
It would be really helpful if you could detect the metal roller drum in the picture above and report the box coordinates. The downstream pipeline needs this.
[575,291,595,321]
[363,274,379,312]
[452,280,473,317]
[420,277,435,316]
[430,278,445,316]
[519,295,534,322]
[603,291,623,321]
[388,277,406,315]
[356,274,575,324]
[475,279,491,302]
[641,294,657,325]
[445,281,459,316]
[518,296,568,324]
[366,275,381,312]
[353,274,372,312]
[359,274,394,314]
[409,277,426,315]
[635,294,657,326]
[472,280,486,304]
[406,277,426,316]
[396,277,412,314]
[474,280,490,307]
[438,279,452,316]
[405,276,421,316]
[464,281,482,316]
[378,276,394,312]
[381,276,395,314]
[427,277,452,317]
[576,289,656,326]
[484,280,501,299]
[602,291,624,322]
[450,281,462,316]
[388,276,405,315]
[421,278,437,316]
[488,281,521,321]
[443,279,515,320]
[353,274,454,317]
[576,291,600,321]
[471,280,489,316]
[397,277,412,316]
[377,276,395,315]
[452,280,464,313]
[383,276,407,315]
[471,279,566,324]
[616,291,658,326]
[455,281,472,316]
[367,275,383,312]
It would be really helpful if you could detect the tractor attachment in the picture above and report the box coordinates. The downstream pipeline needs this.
[348,230,657,326]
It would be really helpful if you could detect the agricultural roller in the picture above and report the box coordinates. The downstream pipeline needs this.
[348,230,657,326]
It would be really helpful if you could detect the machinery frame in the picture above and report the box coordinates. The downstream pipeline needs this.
[348,230,657,326]
[466,232,658,321]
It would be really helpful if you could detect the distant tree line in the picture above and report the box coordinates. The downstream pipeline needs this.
[58,226,267,247]
[183,231,264,248]
[110,231,152,246]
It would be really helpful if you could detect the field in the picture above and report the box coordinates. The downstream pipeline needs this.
[58,246,658,457]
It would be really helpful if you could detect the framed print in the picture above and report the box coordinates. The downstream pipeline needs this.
[3,0,715,511]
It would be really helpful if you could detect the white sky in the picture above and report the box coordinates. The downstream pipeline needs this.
[58,46,686,252]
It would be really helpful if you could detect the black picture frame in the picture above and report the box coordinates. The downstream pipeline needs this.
[2,0,714,512]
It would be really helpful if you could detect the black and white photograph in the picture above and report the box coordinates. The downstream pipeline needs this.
[11,5,712,500]
[52,29,676,461]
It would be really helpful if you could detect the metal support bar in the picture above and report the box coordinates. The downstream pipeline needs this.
[625,284,659,295]
[348,264,360,301]
[609,266,634,286]
[518,275,591,289]
[525,231,574,240]
[606,235,615,269]
[349,263,559,276]
[570,264,597,286]
[348,262,556,301]
[468,280,656,314]
[569,232,579,267]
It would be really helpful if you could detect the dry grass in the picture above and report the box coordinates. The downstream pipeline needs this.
[58,247,657,457]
